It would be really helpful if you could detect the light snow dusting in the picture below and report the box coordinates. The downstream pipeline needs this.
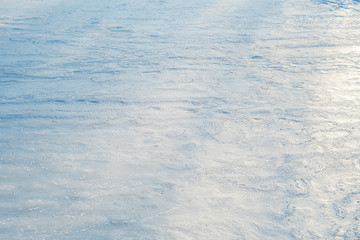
[1,0,360,239]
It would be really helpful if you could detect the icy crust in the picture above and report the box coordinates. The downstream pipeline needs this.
[1,0,360,239]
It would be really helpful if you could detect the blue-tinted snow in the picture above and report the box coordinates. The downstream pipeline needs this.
[1,0,360,239]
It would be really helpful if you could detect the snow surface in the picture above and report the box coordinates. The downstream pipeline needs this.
[1,0,360,239]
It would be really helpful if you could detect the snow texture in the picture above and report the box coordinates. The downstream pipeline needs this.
[0,0,360,239]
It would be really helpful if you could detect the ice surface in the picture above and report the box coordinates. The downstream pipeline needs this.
[1,0,360,239]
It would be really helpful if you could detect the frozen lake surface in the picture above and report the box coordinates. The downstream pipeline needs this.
[1,0,360,239]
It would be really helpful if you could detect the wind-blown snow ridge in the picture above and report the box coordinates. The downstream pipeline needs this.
[0,0,360,239]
